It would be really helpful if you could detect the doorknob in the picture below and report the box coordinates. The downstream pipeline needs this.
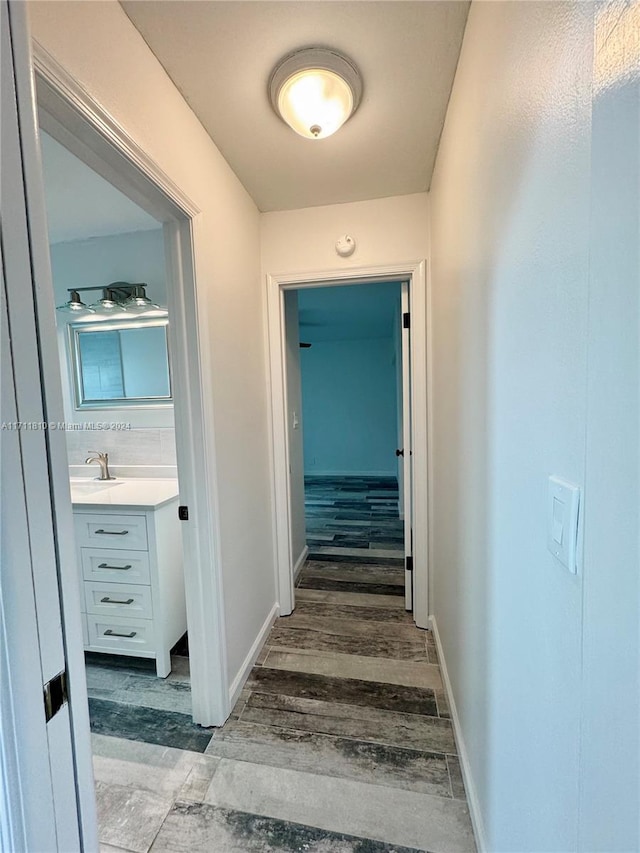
[395,448,404,457]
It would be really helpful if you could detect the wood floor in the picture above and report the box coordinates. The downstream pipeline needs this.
[305,475,404,559]
[91,555,476,852]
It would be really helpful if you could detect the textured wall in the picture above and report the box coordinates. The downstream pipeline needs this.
[430,2,591,850]
[430,1,639,850]
[578,4,639,850]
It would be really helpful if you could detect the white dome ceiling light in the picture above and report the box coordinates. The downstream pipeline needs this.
[269,48,363,140]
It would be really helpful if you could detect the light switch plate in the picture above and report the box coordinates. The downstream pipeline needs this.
[547,476,580,573]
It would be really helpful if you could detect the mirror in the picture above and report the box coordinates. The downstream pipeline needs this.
[69,318,172,409]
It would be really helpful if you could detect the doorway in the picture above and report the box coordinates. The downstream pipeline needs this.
[291,281,411,611]
[32,43,230,726]
[38,126,201,734]
[266,262,430,627]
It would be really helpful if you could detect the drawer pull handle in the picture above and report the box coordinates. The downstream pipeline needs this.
[98,563,132,571]
[104,629,137,639]
[100,597,134,605]
[94,529,129,536]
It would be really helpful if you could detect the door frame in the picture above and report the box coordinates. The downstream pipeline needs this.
[400,281,414,612]
[266,260,431,627]
[2,4,96,846]
[30,42,229,727]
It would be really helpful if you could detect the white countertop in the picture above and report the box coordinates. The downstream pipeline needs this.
[70,478,180,510]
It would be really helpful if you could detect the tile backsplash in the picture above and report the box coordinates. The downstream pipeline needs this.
[65,427,177,467]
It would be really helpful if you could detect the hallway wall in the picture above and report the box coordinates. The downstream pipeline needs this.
[578,4,639,848]
[261,193,429,274]
[429,2,638,852]
[28,0,276,697]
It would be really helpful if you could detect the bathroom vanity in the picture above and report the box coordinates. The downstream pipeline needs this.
[70,478,185,677]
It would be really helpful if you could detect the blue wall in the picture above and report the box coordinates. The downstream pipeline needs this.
[298,283,401,477]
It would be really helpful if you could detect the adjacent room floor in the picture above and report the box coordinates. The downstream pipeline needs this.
[305,475,404,559]
[92,556,475,852]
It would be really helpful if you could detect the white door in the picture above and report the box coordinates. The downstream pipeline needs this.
[1,2,97,849]
[400,282,413,612]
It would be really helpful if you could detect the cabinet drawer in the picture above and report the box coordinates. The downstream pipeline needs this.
[86,613,155,654]
[75,513,148,551]
[81,548,150,585]
[84,581,153,620]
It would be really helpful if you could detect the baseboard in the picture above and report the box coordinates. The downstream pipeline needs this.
[228,603,279,709]
[305,470,397,478]
[430,615,488,853]
[293,545,309,582]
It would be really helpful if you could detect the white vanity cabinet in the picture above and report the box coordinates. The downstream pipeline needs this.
[71,480,185,678]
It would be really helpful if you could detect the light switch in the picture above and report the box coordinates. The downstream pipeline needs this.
[547,476,580,573]
[552,498,564,544]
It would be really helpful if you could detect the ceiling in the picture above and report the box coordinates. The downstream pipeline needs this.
[298,281,401,342]
[120,1,470,212]
[40,131,160,244]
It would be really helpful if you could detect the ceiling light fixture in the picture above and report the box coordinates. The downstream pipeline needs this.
[269,47,362,140]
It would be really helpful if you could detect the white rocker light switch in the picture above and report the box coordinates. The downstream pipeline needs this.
[547,476,580,574]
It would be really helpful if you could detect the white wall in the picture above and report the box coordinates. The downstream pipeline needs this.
[301,337,397,476]
[283,291,306,568]
[261,193,429,274]
[429,2,639,852]
[579,5,639,850]
[29,0,275,690]
[49,228,167,304]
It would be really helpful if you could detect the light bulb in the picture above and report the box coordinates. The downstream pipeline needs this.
[278,69,354,139]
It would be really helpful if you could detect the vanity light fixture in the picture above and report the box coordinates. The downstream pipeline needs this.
[56,290,96,314]
[122,284,164,315]
[56,283,167,318]
[269,47,362,140]
[89,288,130,315]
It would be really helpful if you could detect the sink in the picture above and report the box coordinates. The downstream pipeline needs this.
[69,479,122,496]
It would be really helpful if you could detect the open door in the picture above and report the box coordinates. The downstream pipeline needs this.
[1,2,96,849]
[400,282,413,612]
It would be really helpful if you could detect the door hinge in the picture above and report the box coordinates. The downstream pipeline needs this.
[405,555,413,573]
[178,505,189,521]
[403,312,410,329]
[43,670,68,723]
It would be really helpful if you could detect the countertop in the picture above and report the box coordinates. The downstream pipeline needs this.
[69,478,180,510]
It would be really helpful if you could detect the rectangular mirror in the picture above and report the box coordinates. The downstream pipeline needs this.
[69,318,172,409]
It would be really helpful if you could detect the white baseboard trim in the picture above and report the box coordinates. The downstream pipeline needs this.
[305,470,397,478]
[228,603,279,709]
[293,545,309,582]
[430,614,488,853]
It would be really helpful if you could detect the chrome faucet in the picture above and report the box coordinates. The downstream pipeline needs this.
[85,451,116,481]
